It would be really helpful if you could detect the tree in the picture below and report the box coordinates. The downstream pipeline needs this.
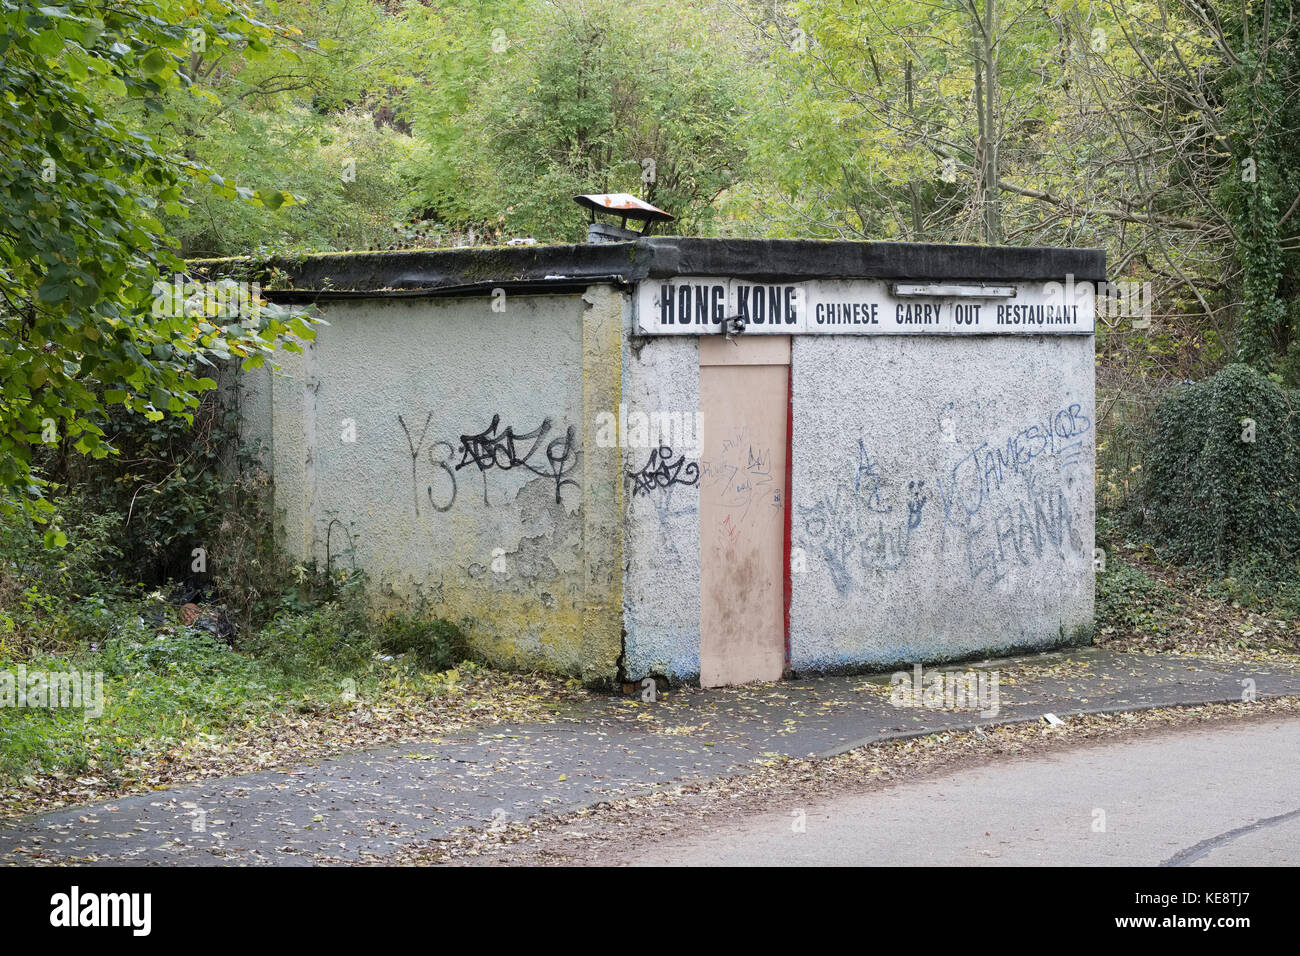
[729,0,1300,377]
[145,0,427,256]
[407,0,756,241]
[1067,0,1300,374]
[728,0,1060,243]
[1210,1,1300,370]
[0,0,313,523]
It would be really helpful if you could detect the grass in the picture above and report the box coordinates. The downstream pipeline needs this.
[0,577,549,796]
[0,614,586,819]
[3,621,372,783]
[0,494,588,819]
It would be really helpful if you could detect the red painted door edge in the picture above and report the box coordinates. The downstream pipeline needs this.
[782,352,794,677]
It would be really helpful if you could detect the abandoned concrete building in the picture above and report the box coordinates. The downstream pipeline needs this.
[200,238,1103,687]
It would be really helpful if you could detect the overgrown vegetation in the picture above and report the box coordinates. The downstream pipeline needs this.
[0,0,318,517]
[5,0,1300,804]
[0,549,470,787]
[1094,544,1300,661]
[0,393,470,786]
[1135,365,1300,569]
[1093,362,1300,662]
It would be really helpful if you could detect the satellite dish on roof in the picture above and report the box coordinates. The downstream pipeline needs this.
[574,193,673,243]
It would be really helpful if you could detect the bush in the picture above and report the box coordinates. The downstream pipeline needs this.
[241,593,376,678]
[239,584,466,676]
[97,615,239,679]
[0,500,133,656]
[4,364,311,645]
[1095,556,1179,632]
[1206,556,1300,620]
[374,614,466,672]
[1138,364,1300,569]
[52,388,244,588]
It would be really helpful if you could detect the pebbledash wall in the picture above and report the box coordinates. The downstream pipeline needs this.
[201,239,1103,687]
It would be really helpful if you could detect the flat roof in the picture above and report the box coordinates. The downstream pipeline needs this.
[191,238,1106,303]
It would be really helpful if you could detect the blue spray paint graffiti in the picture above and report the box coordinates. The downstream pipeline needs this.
[798,403,1090,595]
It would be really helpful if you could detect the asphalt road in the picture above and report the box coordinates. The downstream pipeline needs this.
[10,649,1290,865]
[628,718,1300,866]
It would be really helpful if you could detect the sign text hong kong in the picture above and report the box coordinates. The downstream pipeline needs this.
[635,278,1097,335]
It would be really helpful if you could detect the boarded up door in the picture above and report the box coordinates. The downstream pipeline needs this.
[698,335,790,687]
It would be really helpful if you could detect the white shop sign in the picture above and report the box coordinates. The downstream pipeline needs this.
[634,278,1096,335]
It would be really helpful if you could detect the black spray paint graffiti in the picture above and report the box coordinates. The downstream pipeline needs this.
[323,517,360,575]
[427,440,459,512]
[397,412,457,517]
[628,444,700,497]
[398,412,577,515]
[455,414,579,505]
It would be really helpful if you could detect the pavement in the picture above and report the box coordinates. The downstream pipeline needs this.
[623,717,1300,866]
[2,647,1298,865]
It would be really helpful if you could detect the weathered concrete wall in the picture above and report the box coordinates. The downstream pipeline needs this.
[578,287,625,683]
[788,334,1096,672]
[621,326,703,682]
[216,238,1102,686]
[244,294,1095,684]
[245,292,625,679]
[619,330,1096,682]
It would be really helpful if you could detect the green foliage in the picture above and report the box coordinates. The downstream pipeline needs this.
[0,518,466,782]
[1095,555,1178,633]
[1213,3,1300,370]
[0,499,131,656]
[374,614,466,672]
[6,374,298,639]
[1138,364,1300,568]
[241,598,375,677]
[1206,558,1300,621]
[406,0,754,240]
[52,387,244,584]
[238,578,468,677]
[169,108,422,257]
[0,0,316,515]
[1,621,307,780]
[1216,11,1300,369]
[96,613,238,679]
[1282,335,1300,389]
[741,0,1107,242]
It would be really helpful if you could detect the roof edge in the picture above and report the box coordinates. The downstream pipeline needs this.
[190,238,1106,297]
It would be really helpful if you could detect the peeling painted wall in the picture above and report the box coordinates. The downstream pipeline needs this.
[243,292,625,679]
[235,259,1095,686]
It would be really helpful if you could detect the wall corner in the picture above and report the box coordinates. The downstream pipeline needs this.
[268,344,315,562]
[579,284,625,684]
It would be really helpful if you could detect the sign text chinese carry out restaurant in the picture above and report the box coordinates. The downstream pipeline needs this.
[635,278,1096,335]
